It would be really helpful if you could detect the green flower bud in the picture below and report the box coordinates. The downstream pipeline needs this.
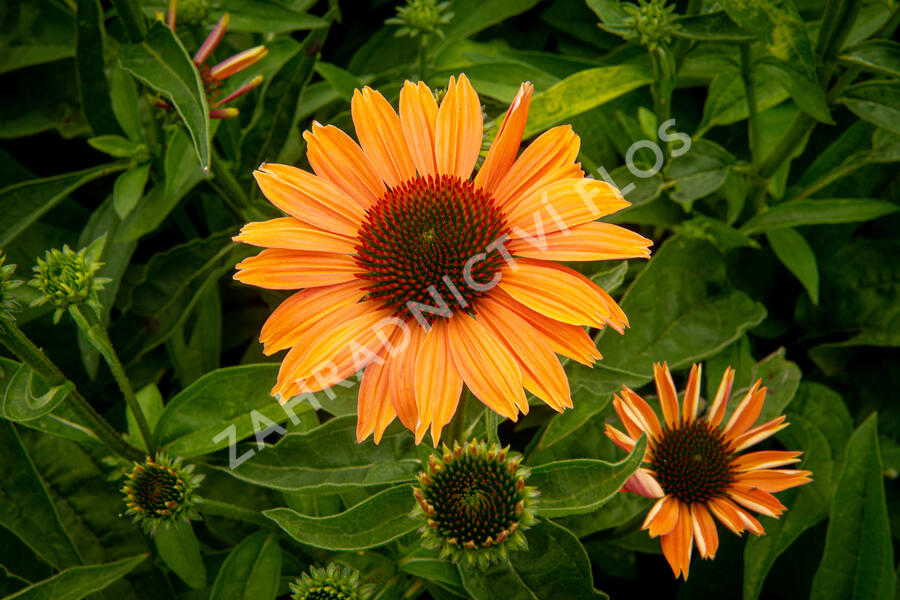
[386,0,454,40]
[29,242,109,323]
[412,440,539,568]
[0,252,23,324]
[290,563,374,600]
[178,0,209,25]
[121,454,204,534]
[623,0,679,51]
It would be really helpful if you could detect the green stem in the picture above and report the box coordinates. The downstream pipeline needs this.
[69,305,156,455]
[110,0,147,42]
[417,37,428,82]
[445,388,472,445]
[0,321,144,461]
[198,498,275,529]
[649,50,671,127]
[672,0,702,66]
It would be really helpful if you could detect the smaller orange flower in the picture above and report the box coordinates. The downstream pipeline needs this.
[605,362,812,579]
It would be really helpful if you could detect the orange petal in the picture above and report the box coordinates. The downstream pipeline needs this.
[497,258,627,331]
[476,296,571,411]
[690,503,719,559]
[507,221,652,261]
[304,122,386,207]
[621,467,665,498]
[493,125,580,208]
[414,320,462,445]
[653,362,680,429]
[706,366,734,427]
[357,352,396,443]
[613,395,645,441]
[260,280,368,355]
[619,387,663,440]
[723,380,766,440]
[488,288,601,365]
[473,82,533,193]
[731,450,803,472]
[254,165,364,236]
[434,74,483,180]
[391,323,425,434]
[351,87,416,187]
[734,469,813,492]
[506,178,629,239]
[730,416,789,452]
[233,217,357,254]
[643,495,679,537]
[399,81,439,178]
[728,484,787,518]
[446,314,523,421]
[660,501,693,579]
[605,424,637,453]
[707,497,746,536]
[682,363,702,424]
[234,248,360,289]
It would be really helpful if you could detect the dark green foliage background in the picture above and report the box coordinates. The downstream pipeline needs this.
[1,0,898,598]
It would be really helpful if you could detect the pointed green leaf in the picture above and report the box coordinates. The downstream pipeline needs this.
[839,82,900,136]
[3,554,146,600]
[741,198,898,234]
[1,364,74,421]
[209,532,281,600]
[265,485,418,551]
[767,227,820,304]
[112,163,150,219]
[839,40,900,77]
[118,22,210,169]
[76,0,121,136]
[811,414,896,600]
[154,520,206,589]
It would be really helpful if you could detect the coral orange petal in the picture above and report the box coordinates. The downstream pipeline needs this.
[723,381,766,440]
[390,322,425,432]
[493,125,580,208]
[682,363,702,423]
[653,362,680,429]
[730,416,789,452]
[612,395,645,441]
[690,503,719,559]
[506,179,629,239]
[304,122,386,208]
[234,249,360,289]
[660,501,693,579]
[735,469,813,492]
[435,74,483,180]
[473,82,533,194]
[643,495,679,537]
[414,320,462,444]
[351,87,416,188]
[447,313,523,421]
[476,297,571,411]
[234,217,357,254]
[730,450,803,472]
[727,485,786,518]
[706,366,735,427]
[254,167,363,237]
[605,424,636,453]
[619,387,663,439]
[621,467,665,498]
[259,280,368,355]
[357,350,397,443]
[507,221,652,261]
[399,81,439,178]
[706,497,747,536]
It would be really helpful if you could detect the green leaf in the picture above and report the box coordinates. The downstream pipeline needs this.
[3,554,147,600]
[0,421,82,569]
[154,520,206,589]
[0,162,126,247]
[0,61,88,139]
[585,0,631,36]
[839,40,900,77]
[839,82,900,136]
[1,364,74,421]
[208,0,328,33]
[109,64,143,141]
[740,198,898,234]
[127,383,165,451]
[75,0,121,136]
[223,415,419,492]
[810,415,896,600]
[209,532,281,600]
[399,552,463,589]
[112,163,150,219]
[524,65,652,137]
[0,1,75,76]
[530,435,646,518]
[265,485,419,551]
[87,135,143,158]
[817,0,862,61]
[748,347,801,424]
[314,61,363,101]
[767,227,820,304]
[697,68,789,134]
[167,284,222,387]
[672,12,755,42]
[435,0,543,54]
[458,520,606,600]
[118,22,210,169]
[154,364,312,457]
[664,139,734,203]
[596,237,767,378]
[720,0,831,123]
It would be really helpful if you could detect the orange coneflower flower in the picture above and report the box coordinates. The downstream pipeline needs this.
[605,362,813,579]
[233,74,652,444]
[156,1,267,118]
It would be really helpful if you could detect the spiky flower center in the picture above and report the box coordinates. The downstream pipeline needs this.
[354,175,509,323]
[417,444,526,549]
[290,564,372,600]
[125,463,186,516]
[651,419,735,504]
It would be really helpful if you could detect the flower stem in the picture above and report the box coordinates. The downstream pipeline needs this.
[446,388,472,445]
[418,37,429,82]
[0,321,144,461]
[69,305,156,455]
[198,498,275,529]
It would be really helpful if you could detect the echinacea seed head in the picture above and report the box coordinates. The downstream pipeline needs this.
[29,241,109,323]
[290,563,373,600]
